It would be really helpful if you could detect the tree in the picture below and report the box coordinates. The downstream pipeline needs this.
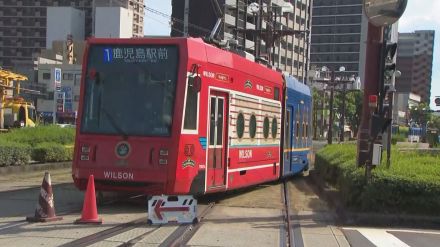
[409,103,431,127]
[428,115,440,130]
[334,90,363,138]
[312,88,321,140]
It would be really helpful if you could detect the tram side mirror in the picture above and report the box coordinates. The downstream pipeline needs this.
[89,69,101,84]
[188,75,202,92]
[363,0,407,27]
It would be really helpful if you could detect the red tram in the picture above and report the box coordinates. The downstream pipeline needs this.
[72,37,310,196]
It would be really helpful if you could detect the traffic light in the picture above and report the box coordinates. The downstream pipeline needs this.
[383,42,398,86]
[370,114,392,140]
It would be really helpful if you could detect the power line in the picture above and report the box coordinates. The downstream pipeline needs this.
[147,14,185,35]
[145,6,212,36]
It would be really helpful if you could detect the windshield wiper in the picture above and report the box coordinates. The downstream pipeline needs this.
[101,107,128,140]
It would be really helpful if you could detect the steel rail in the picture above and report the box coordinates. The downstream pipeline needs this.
[159,202,215,247]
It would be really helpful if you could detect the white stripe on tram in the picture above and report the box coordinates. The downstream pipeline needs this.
[228,163,279,173]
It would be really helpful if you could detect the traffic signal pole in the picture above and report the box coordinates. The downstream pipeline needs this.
[357,24,383,169]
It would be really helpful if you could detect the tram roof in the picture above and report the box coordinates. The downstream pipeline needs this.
[284,75,311,96]
[187,38,284,87]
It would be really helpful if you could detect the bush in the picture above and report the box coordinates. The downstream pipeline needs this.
[0,141,31,166]
[3,125,75,146]
[315,143,440,215]
[0,125,75,166]
[32,142,74,163]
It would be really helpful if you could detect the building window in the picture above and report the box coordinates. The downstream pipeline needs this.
[42,73,50,80]
[74,74,81,85]
[63,73,73,80]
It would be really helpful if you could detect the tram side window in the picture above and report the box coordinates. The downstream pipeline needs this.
[183,76,199,130]
[285,110,291,148]
[295,119,300,141]
[263,116,270,139]
[249,114,257,139]
[303,107,307,139]
[274,87,280,101]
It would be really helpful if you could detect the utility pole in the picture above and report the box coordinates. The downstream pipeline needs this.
[183,0,189,37]
[357,23,382,168]
[235,1,307,63]
[314,67,353,144]
[328,74,335,144]
[340,83,347,142]
[358,0,407,183]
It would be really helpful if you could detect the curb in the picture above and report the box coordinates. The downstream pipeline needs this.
[308,170,440,228]
[0,161,72,175]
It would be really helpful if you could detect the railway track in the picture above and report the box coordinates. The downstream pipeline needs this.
[282,180,304,247]
[58,201,215,247]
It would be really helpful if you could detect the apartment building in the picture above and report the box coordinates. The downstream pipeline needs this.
[171,0,312,82]
[0,0,144,70]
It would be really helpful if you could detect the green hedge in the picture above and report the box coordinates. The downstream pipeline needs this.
[0,141,31,167]
[32,142,73,163]
[315,144,440,215]
[3,125,75,146]
[0,126,75,166]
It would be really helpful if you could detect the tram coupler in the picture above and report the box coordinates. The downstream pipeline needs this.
[147,195,197,225]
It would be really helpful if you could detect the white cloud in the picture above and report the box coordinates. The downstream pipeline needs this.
[399,0,440,31]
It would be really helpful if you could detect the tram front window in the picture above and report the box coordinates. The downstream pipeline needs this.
[81,45,179,137]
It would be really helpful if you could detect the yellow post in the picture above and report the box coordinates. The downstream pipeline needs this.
[0,85,4,129]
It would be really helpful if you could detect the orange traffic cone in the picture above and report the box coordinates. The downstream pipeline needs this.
[75,175,102,224]
[26,172,63,222]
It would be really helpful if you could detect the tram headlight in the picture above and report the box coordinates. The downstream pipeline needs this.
[159,149,169,156]
[80,154,90,161]
[81,145,90,153]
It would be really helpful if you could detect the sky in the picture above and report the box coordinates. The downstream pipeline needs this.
[143,0,439,109]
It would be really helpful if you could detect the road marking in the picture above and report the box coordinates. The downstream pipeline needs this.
[387,229,440,235]
[343,227,440,235]
[0,221,27,231]
[356,228,410,247]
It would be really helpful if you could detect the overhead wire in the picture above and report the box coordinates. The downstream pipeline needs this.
[145,12,185,35]
[145,6,212,36]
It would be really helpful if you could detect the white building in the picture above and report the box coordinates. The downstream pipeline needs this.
[46,7,85,49]
[94,7,134,38]
[393,92,421,125]
[36,60,82,124]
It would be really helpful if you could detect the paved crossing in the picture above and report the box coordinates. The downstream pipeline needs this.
[342,227,440,247]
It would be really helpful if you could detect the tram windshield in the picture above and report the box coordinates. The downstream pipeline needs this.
[81,44,179,137]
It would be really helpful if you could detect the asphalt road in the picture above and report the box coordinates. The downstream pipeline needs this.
[343,227,440,247]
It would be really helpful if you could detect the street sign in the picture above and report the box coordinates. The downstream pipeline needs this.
[56,92,65,113]
[54,68,61,92]
[147,195,197,224]
[61,86,73,112]
[435,97,440,106]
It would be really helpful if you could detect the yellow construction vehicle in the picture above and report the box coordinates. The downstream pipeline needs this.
[0,68,38,129]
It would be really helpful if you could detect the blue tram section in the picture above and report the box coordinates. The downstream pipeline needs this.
[281,76,312,177]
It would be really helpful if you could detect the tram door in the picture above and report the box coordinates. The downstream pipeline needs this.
[207,91,228,188]
[283,106,293,175]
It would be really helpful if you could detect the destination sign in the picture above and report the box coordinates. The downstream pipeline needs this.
[103,47,170,63]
